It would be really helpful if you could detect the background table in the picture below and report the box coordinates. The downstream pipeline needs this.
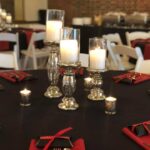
[0,70,150,150]
[73,25,150,54]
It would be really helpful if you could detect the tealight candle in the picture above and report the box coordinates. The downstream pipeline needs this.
[84,77,93,90]
[89,48,106,70]
[105,96,117,115]
[46,20,62,43]
[20,88,31,107]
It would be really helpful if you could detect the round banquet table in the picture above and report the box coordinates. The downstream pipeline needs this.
[0,70,149,150]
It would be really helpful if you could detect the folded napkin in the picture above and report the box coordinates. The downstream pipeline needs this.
[29,127,85,150]
[113,72,150,85]
[0,70,35,83]
[122,121,150,150]
[131,38,150,48]
[59,68,84,76]
[0,42,9,51]
[131,38,150,60]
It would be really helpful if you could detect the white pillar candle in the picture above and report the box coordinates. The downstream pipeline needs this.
[60,39,78,64]
[46,20,62,43]
[6,15,12,23]
[89,48,106,70]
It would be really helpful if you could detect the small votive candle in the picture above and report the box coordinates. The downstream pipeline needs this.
[20,88,31,107]
[105,96,117,115]
[84,77,93,90]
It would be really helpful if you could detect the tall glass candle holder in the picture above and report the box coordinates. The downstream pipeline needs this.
[44,48,62,98]
[88,38,107,101]
[58,27,80,110]
[44,9,64,98]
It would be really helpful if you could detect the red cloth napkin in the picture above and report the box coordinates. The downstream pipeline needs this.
[29,138,85,150]
[24,31,33,45]
[131,39,150,48]
[113,72,150,84]
[144,44,150,60]
[122,121,150,150]
[28,127,85,150]
[24,30,45,48]
[0,42,9,51]
[131,39,150,60]
[72,138,85,150]
[0,70,31,83]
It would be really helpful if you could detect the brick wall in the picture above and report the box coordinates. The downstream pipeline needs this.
[48,0,150,25]
[1,0,149,24]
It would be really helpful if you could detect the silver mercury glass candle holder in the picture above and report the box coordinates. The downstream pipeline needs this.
[58,65,79,110]
[87,68,105,101]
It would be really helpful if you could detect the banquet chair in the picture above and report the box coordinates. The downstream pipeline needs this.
[135,57,150,74]
[0,32,20,70]
[102,33,123,70]
[79,53,89,67]
[21,32,50,70]
[126,31,150,46]
[108,43,143,70]
[102,33,123,45]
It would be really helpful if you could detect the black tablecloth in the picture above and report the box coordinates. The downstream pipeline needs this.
[0,70,150,150]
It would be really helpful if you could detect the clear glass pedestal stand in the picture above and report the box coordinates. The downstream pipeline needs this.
[87,69,105,101]
[44,43,62,98]
[58,65,79,110]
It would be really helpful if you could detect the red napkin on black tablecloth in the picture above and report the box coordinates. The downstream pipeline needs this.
[122,121,150,150]
[113,72,150,85]
[29,127,86,150]
[0,70,33,83]
[29,138,85,150]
